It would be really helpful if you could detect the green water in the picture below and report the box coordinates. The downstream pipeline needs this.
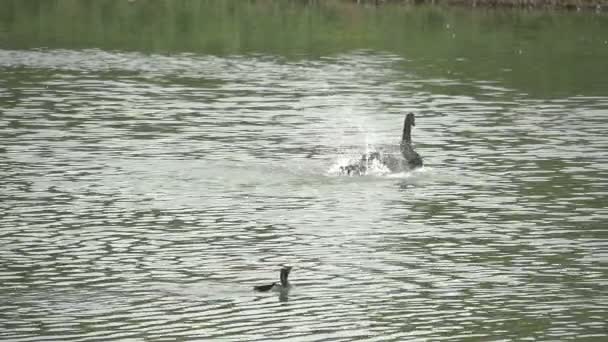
[1,1,607,341]
[2,0,607,97]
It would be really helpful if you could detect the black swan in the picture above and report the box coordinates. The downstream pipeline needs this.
[400,113,423,169]
[339,113,423,175]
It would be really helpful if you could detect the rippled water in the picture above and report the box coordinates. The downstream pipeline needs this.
[1,48,607,341]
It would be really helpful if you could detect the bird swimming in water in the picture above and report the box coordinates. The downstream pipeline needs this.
[253,266,293,292]
[338,112,423,175]
[400,113,423,169]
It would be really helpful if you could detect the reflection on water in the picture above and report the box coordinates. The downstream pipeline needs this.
[1,47,607,341]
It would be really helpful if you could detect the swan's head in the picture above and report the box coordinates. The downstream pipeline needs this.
[405,113,416,127]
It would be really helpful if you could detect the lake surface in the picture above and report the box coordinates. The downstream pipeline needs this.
[1,1,607,341]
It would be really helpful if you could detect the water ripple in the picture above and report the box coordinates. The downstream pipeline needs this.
[1,48,606,341]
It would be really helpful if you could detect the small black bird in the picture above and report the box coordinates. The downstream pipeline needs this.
[253,266,293,292]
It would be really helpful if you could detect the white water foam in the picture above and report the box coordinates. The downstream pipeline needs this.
[327,151,392,177]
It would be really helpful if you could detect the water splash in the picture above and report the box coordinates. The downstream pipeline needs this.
[327,150,393,176]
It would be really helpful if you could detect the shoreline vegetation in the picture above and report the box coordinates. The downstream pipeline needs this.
[349,0,606,11]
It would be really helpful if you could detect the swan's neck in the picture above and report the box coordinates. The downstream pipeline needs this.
[402,118,412,145]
